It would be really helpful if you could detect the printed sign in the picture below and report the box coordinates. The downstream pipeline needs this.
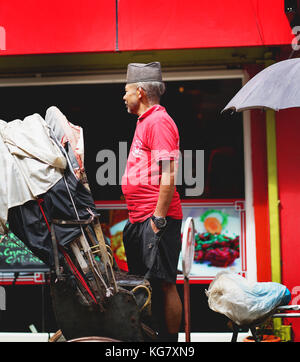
[0,231,48,272]
[177,200,246,283]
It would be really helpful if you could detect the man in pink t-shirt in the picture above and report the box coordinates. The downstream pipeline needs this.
[121,62,182,342]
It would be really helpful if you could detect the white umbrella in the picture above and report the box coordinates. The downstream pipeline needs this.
[223,58,300,112]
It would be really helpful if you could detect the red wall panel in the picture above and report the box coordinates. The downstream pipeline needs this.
[0,0,116,55]
[118,0,293,51]
[276,108,300,341]
[245,64,272,282]
[250,109,271,282]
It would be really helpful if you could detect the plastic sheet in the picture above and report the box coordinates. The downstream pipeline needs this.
[206,271,291,326]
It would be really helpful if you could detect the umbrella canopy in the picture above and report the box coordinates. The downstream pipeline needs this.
[223,58,300,113]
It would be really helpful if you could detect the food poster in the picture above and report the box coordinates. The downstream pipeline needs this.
[98,200,246,281]
[100,208,129,272]
[177,201,246,282]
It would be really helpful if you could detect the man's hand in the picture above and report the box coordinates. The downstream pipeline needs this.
[150,218,160,234]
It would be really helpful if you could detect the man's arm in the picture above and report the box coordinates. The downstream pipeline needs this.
[151,159,176,233]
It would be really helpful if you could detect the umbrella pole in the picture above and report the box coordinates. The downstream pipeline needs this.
[266,109,282,334]
[266,109,282,284]
[184,275,191,342]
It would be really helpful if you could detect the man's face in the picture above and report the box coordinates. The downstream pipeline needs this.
[123,83,140,115]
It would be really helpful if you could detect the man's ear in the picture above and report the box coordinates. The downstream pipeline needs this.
[137,86,145,99]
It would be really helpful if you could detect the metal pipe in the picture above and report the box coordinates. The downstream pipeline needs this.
[184,276,191,342]
[272,313,300,318]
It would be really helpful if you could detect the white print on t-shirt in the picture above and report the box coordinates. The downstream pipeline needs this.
[132,139,143,158]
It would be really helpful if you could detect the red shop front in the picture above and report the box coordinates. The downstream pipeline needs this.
[0,0,300,340]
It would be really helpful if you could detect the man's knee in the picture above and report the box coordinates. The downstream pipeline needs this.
[161,280,177,293]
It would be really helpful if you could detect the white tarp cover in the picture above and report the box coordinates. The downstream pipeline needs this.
[0,113,67,234]
[45,106,84,178]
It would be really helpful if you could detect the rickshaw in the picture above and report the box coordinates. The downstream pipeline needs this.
[2,106,152,341]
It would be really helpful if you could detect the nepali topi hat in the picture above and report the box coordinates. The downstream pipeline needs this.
[126,62,163,84]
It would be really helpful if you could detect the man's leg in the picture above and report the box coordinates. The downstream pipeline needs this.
[161,281,182,335]
[151,279,182,341]
[147,218,182,341]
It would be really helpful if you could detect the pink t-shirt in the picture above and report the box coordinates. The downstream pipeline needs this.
[122,105,182,223]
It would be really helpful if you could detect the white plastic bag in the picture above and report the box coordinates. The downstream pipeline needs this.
[206,271,291,326]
